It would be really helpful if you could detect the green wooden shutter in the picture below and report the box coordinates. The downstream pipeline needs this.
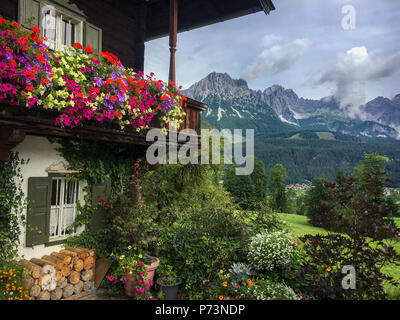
[89,179,111,234]
[26,177,51,247]
[18,0,42,29]
[84,22,102,53]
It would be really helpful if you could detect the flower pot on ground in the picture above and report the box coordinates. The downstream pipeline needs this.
[108,250,159,300]
[124,256,159,298]
[156,278,182,300]
[156,264,182,300]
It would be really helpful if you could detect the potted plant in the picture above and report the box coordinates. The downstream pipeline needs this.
[156,264,182,300]
[110,250,159,299]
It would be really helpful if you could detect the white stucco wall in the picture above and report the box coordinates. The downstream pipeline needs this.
[12,135,86,260]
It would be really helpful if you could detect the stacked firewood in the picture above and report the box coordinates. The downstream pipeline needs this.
[18,247,96,300]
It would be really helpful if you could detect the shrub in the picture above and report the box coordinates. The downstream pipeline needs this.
[298,234,400,300]
[157,224,241,300]
[228,263,256,286]
[213,274,300,301]
[248,231,296,272]
[242,279,301,300]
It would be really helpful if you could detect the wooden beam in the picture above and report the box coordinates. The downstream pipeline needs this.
[168,0,178,84]
[0,128,26,161]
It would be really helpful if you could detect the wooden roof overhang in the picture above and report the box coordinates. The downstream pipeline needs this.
[144,0,276,41]
[0,99,205,161]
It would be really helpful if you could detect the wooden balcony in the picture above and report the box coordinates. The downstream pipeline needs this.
[0,99,207,160]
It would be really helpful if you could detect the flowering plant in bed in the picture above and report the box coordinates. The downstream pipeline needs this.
[0,16,187,134]
[0,17,54,108]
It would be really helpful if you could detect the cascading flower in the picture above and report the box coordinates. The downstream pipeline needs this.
[0,17,53,108]
[0,16,186,134]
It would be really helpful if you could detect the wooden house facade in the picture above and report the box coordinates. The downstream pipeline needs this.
[0,0,275,259]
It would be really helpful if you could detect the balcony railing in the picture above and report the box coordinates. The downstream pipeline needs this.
[0,98,207,160]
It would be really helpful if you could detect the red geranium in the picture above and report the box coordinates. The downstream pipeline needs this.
[85,44,93,54]
[72,43,83,50]
[11,22,20,29]
[31,26,40,34]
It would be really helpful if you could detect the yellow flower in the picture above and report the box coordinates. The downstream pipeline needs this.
[222,282,228,287]
[326,267,332,272]
[139,254,143,259]
[120,255,125,260]
[128,246,132,250]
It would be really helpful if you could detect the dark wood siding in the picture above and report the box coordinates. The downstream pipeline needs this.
[0,0,18,20]
[69,0,144,70]
[1,0,145,71]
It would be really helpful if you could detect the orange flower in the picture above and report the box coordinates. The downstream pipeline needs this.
[219,296,224,301]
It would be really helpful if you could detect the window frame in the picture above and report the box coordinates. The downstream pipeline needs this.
[42,6,84,51]
[48,173,81,243]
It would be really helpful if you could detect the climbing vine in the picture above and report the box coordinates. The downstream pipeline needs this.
[0,152,28,263]
[53,138,146,256]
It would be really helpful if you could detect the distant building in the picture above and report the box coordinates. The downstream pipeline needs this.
[286,184,311,193]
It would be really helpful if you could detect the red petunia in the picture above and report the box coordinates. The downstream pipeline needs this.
[31,26,40,34]
[25,85,34,92]
[41,78,49,85]
[72,43,83,50]
[0,18,6,25]
[11,22,21,29]
[85,44,93,54]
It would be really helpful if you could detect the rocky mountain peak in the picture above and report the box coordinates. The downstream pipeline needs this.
[184,72,250,100]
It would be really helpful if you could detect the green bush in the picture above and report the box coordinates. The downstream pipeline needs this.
[242,279,301,300]
[248,231,296,272]
[0,152,27,263]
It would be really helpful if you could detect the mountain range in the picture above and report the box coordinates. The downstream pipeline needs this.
[183,72,400,140]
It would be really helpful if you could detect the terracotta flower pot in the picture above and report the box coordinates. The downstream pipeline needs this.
[123,257,160,298]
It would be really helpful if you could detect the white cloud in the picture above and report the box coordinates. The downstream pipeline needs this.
[261,34,281,47]
[318,46,400,117]
[242,38,310,81]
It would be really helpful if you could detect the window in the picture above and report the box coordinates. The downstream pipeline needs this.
[42,6,83,51]
[26,175,110,247]
[18,0,102,53]
[50,177,79,240]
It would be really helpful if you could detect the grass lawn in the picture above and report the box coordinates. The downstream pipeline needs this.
[278,213,400,299]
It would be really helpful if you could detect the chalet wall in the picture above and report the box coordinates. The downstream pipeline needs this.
[0,0,18,20]
[12,135,86,260]
[1,0,146,71]
[68,0,145,70]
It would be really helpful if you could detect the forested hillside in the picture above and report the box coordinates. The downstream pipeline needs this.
[254,135,400,187]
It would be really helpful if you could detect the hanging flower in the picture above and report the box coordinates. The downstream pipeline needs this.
[85,44,94,54]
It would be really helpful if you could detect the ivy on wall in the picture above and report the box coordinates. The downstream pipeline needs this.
[0,152,28,263]
[53,138,147,256]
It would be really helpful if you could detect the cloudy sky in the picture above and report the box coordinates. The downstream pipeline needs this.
[144,0,400,105]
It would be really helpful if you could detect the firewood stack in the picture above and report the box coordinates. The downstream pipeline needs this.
[18,247,96,300]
